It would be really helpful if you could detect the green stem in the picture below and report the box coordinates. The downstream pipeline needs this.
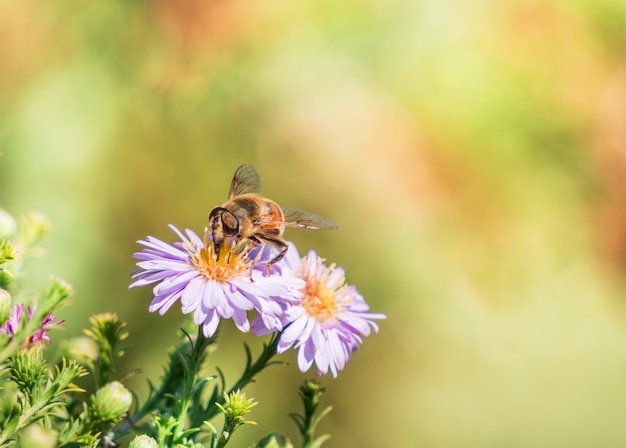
[204,333,280,422]
[0,393,54,445]
[174,327,211,440]
[117,328,216,440]
[230,333,280,393]
[131,357,184,425]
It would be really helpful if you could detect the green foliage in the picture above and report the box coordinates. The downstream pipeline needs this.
[82,313,128,387]
[0,351,87,446]
[0,209,335,447]
[212,390,257,448]
[125,328,286,447]
[254,433,295,448]
[289,381,331,448]
[5,0,626,445]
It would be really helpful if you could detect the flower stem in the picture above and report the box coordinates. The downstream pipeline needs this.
[203,332,280,422]
[175,327,211,439]
[117,327,216,439]
[230,332,280,393]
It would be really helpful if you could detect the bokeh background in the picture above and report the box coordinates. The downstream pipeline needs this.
[2,0,626,446]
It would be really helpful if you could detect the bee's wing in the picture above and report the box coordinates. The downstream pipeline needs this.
[228,164,262,199]
[281,207,340,230]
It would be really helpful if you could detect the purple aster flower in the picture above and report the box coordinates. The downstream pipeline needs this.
[130,225,305,337]
[253,243,386,377]
[0,304,64,345]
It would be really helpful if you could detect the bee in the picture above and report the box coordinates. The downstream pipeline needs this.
[208,164,339,274]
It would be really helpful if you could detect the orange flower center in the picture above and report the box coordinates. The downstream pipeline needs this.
[189,236,251,282]
[301,276,339,322]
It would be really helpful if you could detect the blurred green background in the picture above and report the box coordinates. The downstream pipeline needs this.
[2,0,626,446]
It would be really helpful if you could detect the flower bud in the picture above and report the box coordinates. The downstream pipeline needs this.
[298,380,325,408]
[0,239,20,265]
[128,435,158,448]
[11,344,48,396]
[219,389,258,425]
[90,381,132,424]
[46,277,74,304]
[17,211,51,248]
[0,209,17,238]
[59,336,98,366]
[17,424,57,448]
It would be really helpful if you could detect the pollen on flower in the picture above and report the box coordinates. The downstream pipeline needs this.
[253,244,385,377]
[188,236,252,282]
[300,264,343,322]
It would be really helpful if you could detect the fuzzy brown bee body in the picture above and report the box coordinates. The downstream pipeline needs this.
[208,165,338,273]
[222,193,285,238]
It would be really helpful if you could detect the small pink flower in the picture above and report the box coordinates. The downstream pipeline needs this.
[1,304,64,345]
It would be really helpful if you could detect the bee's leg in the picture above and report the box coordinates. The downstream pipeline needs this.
[256,235,288,276]
[247,236,265,281]
[213,240,222,260]
[232,238,249,254]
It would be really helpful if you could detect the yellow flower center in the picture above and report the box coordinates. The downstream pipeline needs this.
[188,236,252,282]
[301,275,340,322]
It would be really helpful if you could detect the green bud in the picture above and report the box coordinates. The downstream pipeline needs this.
[292,380,332,448]
[84,313,128,386]
[17,424,57,448]
[218,389,258,426]
[128,435,158,448]
[90,381,132,424]
[58,336,98,368]
[64,336,99,359]
[46,277,74,305]
[85,312,128,346]
[0,209,17,238]
[255,432,295,448]
[11,344,48,402]
[299,380,325,405]
[0,289,12,324]
[17,212,52,249]
[297,380,328,423]
[0,239,20,265]
[214,388,258,448]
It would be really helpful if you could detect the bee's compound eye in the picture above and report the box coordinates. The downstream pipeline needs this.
[221,211,239,236]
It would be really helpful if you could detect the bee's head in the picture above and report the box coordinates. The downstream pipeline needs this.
[208,207,239,256]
